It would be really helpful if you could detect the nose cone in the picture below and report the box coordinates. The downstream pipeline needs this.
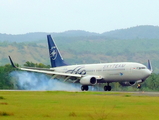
[143,69,152,79]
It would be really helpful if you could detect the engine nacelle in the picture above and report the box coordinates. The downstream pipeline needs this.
[80,76,97,85]
[119,81,136,86]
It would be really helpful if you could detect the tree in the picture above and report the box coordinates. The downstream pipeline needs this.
[23,61,50,68]
[0,64,16,89]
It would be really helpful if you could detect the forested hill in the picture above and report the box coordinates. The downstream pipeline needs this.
[102,25,159,39]
[1,25,159,42]
[0,31,99,42]
[1,25,159,73]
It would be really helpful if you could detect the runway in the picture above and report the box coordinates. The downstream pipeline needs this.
[120,91,159,96]
[0,90,159,96]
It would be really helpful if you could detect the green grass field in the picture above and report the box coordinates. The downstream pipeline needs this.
[0,91,159,120]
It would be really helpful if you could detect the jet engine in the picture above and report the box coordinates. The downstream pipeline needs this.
[119,81,136,86]
[80,76,97,85]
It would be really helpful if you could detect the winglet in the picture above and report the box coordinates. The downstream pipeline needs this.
[148,60,153,72]
[8,56,17,68]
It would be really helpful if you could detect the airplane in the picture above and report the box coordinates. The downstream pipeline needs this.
[9,35,152,91]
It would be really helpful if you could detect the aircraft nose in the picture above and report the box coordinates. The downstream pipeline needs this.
[143,69,152,78]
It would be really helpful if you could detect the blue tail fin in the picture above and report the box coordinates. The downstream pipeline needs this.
[47,35,67,67]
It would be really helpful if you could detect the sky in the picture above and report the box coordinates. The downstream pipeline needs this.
[1,0,159,34]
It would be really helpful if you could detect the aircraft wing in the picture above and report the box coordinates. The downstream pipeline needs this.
[8,56,102,83]
[20,67,82,78]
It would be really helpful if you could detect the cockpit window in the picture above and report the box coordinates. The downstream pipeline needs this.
[137,67,146,69]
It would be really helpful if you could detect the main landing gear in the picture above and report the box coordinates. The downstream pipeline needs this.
[81,84,112,91]
[104,83,112,91]
[81,85,89,91]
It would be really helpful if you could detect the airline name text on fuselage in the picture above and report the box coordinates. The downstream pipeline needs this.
[103,64,126,69]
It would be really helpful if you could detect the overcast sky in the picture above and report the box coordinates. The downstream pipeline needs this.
[1,0,159,34]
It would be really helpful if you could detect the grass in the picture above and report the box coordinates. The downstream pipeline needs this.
[124,94,132,97]
[69,112,77,117]
[0,111,14,116]
[0,91,159,120]
[0,96,5,99]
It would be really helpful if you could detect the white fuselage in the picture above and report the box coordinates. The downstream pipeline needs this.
[51,62,151,82]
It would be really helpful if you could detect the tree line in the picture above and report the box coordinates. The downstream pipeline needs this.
[0,62,159,91]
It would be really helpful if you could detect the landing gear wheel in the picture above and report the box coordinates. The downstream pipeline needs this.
[107,86,112,91]
[81,85,89,91]
[104,86,107,91]
[137,84,141,89]
[81,86,85,91]
[104,85,112,91]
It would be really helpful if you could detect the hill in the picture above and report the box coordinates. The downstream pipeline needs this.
[1,25,159,42]
[102,25,159,39]
[1,25,159,73]
[0,31,99,42]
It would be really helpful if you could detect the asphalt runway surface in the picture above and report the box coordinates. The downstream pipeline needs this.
[0,90,159,96]
[120,91,159,96]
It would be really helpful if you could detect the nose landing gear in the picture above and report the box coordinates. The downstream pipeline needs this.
[137,84,141,89]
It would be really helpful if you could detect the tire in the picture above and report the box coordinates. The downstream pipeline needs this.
[104,86,112,91]
[85,86,89,91]
[137,84,141,89]
[81,85,89,91]
[104,86,107,91]
[107,86,112,91]
[81,86,85,91]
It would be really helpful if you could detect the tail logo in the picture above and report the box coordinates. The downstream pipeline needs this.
[50,46,57,60]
